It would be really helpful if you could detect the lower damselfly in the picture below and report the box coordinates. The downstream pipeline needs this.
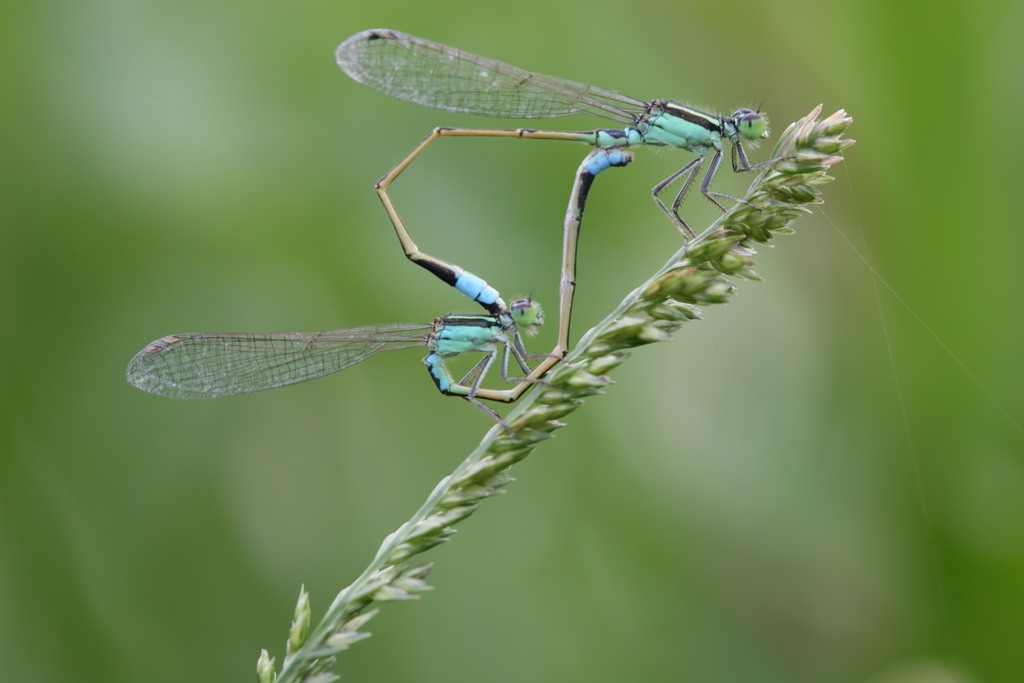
[126,299,546,426]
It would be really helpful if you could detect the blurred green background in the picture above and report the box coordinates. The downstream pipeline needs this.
[3,0,1023,681]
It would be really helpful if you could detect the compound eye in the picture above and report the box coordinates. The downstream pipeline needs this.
[510,298,544,330]
[736,111,767,140]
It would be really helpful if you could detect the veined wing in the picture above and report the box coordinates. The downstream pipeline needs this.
[336,29,649,124]
[126,324,432,399]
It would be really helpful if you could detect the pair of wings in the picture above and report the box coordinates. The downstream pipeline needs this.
[336,28,651,125]
[126,325,432,399]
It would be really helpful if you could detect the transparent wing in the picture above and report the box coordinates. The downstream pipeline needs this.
[126,324,433,399]
[336,29,649,124]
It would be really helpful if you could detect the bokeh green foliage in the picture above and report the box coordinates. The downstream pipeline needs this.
[2,1,1023,682]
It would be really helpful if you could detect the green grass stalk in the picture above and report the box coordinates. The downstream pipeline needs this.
[260,105,855,683]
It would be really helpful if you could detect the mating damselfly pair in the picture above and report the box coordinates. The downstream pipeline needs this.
[127,28,778,429]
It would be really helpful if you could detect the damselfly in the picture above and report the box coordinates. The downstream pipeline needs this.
[126,299,545,426]
[336,28,776,239]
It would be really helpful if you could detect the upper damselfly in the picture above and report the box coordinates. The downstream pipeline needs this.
[336,28,776,238]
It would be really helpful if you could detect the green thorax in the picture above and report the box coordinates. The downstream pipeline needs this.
[430,314,504,356]
[639,101,724,151]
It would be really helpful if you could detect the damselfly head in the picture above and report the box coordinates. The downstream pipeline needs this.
[510,298,544,335]
[731,108,769,141]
